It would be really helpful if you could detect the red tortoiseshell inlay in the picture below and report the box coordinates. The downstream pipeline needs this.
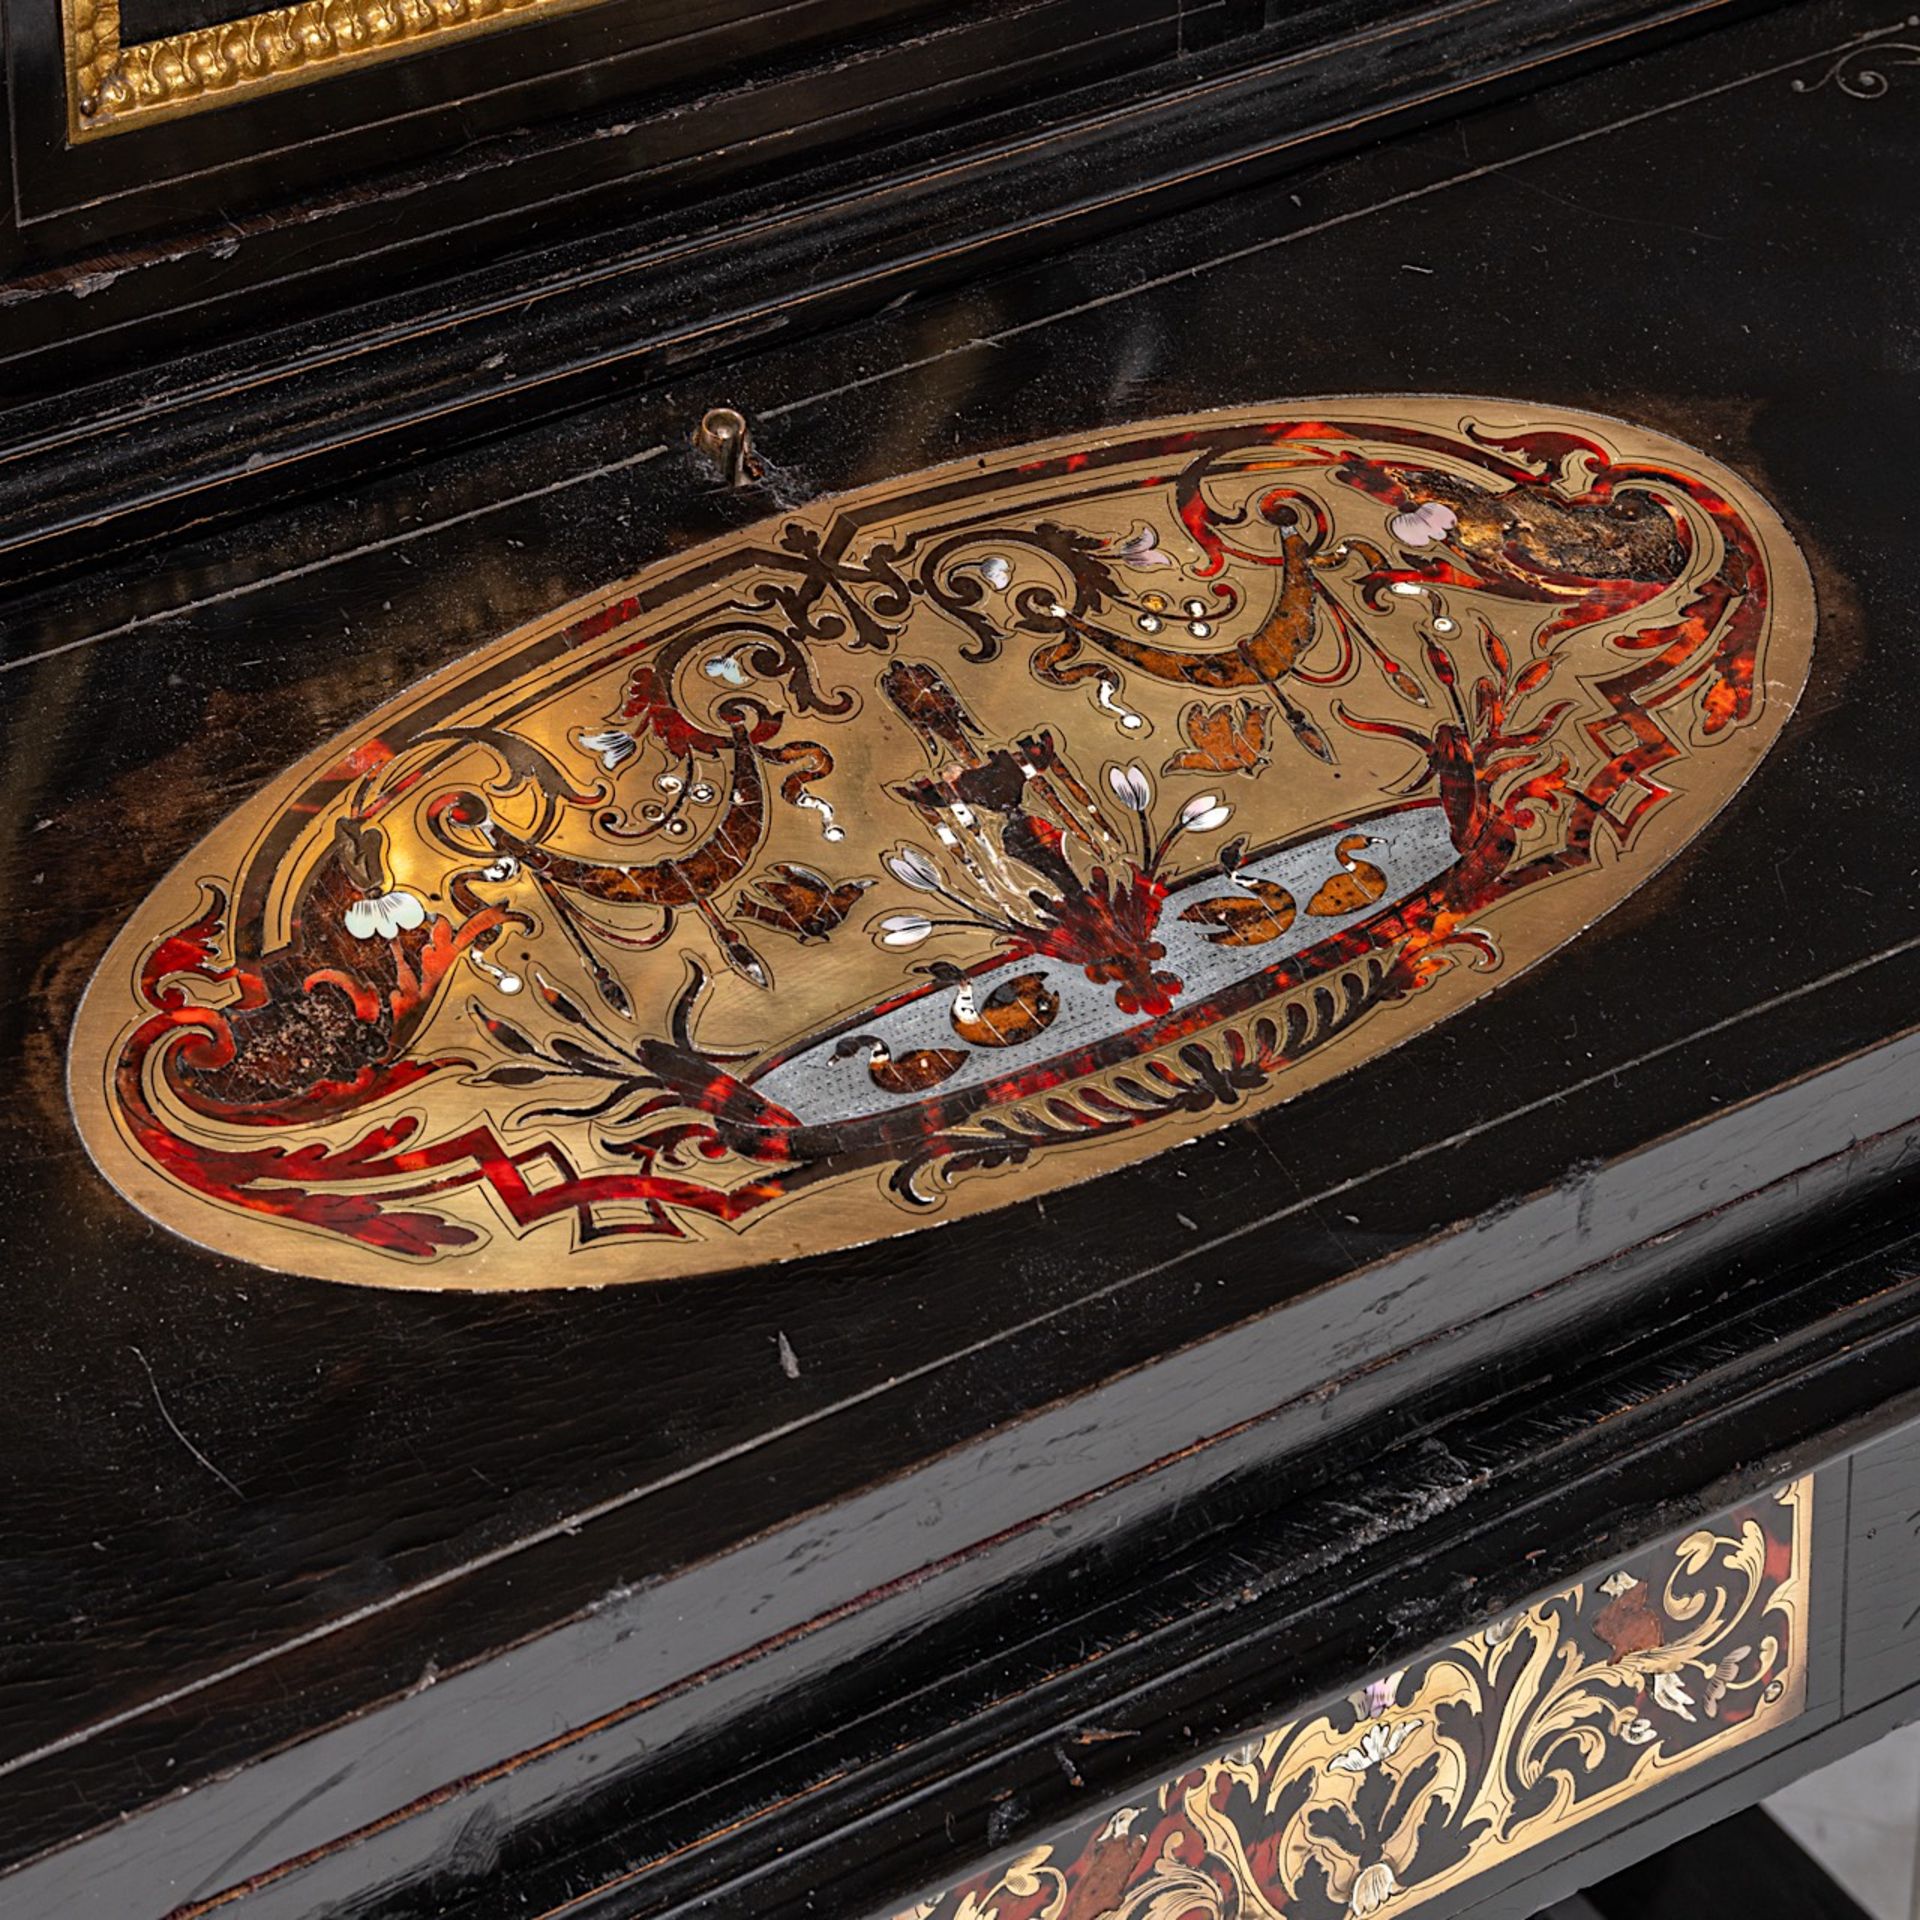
[68,400,1815,1288]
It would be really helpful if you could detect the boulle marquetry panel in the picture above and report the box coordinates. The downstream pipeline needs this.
[11,0,1920,1911]
[67,399,1811,1289]
[893,1482,1813,1920]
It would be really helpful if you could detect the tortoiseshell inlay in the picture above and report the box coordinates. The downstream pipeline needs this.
[68,400,1815,1288]
[892,1480,1813,1920]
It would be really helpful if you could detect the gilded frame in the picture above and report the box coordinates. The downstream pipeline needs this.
[60,0,611,138]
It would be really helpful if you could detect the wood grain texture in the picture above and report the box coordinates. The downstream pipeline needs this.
[0,0,1784,579]
[1840,1424,1920,1717]
[4,0,1920,1912]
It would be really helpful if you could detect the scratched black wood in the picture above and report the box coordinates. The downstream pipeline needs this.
[0,0,1784,584]
[5,0,1920,1913]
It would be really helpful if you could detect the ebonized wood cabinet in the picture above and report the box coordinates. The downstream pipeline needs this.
[5,0,1920,1914]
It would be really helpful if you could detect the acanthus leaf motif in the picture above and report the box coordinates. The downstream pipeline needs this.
[69,400,1813,1290]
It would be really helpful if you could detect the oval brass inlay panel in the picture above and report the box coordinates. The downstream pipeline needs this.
[893,1480,1812,1920]
[68,400,1815,1289]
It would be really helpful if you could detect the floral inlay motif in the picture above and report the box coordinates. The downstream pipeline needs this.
[893,1482,1811,1920]
[68,400,1814,1288]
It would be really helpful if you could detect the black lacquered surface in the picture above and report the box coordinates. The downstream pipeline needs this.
[3,0,1918,1906]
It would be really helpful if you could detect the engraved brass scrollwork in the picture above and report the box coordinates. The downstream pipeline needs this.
[68,400,1814,1289]
[895,1482,1812,1920]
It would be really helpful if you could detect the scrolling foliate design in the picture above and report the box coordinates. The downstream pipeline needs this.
[893,1481,1812,1920]
[68,400,1815,1289]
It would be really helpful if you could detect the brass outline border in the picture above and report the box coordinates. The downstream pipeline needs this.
[893,1479,1815,1920]
[61,0,609,139]
[64,397,1816,1291]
